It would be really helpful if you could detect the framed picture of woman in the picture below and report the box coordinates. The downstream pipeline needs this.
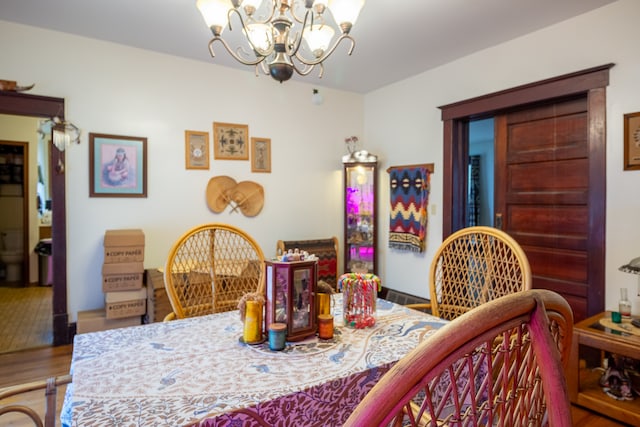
[89,133,147,197]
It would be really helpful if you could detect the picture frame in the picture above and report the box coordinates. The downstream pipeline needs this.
[185,130,210,169]
[251,137,271,173]
[89,133,147,197]
[213,122,249,160]
[624,112,640,171]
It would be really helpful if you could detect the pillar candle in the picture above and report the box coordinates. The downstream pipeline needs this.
[243,300,263,343]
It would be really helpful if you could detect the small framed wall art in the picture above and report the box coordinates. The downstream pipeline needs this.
[624,112,640,171]
[251,137,271,173]
[213,122,249,160]
[89,133,147,198]
[185,130,210,169]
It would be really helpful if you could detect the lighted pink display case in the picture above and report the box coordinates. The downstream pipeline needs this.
[342,151,378,274]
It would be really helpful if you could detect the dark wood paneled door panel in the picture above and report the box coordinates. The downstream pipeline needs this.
[495,96,591,320]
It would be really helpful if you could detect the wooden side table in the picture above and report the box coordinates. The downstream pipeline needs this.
[568,311,640,425]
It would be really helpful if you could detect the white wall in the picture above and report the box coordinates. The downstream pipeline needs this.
[365,0,640,313]
[0,21,364,321]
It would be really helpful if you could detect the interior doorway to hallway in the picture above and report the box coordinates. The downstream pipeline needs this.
[467,118,494,228]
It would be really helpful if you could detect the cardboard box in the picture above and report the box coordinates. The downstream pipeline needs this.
[102,262,144,292]
[103,229,145,263]
[144,268,173,323]
[105,287,147,319]
[77,308,141,334]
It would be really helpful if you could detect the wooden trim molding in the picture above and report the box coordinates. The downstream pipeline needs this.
[439,63,614,120]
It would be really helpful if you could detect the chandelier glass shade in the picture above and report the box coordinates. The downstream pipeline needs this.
[196,0,366,82]
[39,117,81,152]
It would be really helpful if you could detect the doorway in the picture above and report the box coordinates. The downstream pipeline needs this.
[467,118,494,228]
[439,64,612,322]
[0,140,29,286]
[0,91,70,347]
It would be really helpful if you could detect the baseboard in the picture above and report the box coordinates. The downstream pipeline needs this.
[381,286,430,309]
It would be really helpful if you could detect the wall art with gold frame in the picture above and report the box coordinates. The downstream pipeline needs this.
[624,112,640,171]
[251,137,271,173]
[213,122,249,160]
[185,130,209,169]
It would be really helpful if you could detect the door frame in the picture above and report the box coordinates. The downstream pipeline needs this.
[438,63,613,317]
[0,91,70,345]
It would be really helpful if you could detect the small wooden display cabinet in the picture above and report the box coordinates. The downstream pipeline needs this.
[264,260,317,342]
[568,311,640,425]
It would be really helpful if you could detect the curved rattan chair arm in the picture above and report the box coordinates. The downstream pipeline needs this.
[344,289,572,427]
[0,374,72,427]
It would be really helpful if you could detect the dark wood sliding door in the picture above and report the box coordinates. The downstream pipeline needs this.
[440,64,611,321]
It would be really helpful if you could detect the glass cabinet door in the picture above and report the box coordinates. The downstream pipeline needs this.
[343,154,377,274]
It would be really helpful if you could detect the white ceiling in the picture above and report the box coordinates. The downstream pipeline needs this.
[0,0,617,93]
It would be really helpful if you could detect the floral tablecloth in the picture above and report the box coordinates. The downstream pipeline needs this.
[61,294,447,426]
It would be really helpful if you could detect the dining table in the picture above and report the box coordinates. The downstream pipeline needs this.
[61,294,448,426]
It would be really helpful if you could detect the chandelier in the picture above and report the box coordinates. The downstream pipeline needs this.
[196,0,366,83]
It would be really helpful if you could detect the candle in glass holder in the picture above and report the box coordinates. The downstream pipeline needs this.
[317,314,334,339]
[268,323,287,351]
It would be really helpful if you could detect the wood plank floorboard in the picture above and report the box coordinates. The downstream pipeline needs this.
[0,345,633,426]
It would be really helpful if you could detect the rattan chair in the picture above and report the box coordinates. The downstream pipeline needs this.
[0,374,72,427]
[408,226,532,320]
[344,289,574,427]
[163,223,265,320]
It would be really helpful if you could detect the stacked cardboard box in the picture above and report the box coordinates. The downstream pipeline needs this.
[76,229,147,334]
[144,268,173,323]
[76,308,142,334]
[103,229,146,320]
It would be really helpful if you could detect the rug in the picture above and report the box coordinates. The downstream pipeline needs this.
[388,165,431,252]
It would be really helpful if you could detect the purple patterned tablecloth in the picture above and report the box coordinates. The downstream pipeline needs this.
[62,294,447,426]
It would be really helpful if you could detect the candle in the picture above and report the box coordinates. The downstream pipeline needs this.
[318,314,334,339]
[317,292,331,315]
[268,323,287,351]
[243,300,263,343]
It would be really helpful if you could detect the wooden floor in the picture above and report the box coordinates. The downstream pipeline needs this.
[0,345,632,426]
[0,282,53,354]
[0,345,72,426]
